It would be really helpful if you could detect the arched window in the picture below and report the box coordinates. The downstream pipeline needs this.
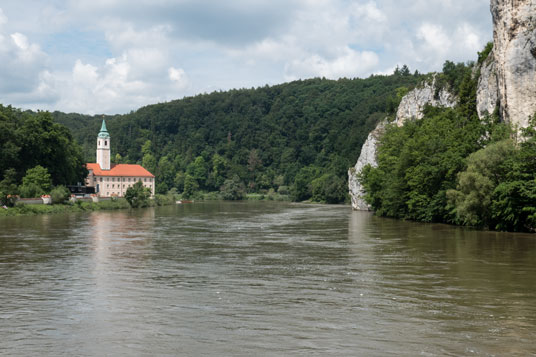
[105,140,107,146]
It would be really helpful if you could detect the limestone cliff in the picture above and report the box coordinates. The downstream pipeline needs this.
[348,0,536,211]
[348,80,457,210]
[491,0,536,128]
[348,121,386,210]
[395,77,457,126]
[476,52,499,118]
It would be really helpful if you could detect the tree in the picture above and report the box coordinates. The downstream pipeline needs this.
[220,175,246,200]
[210,154,229,189]
[182,174,199,199]
[247,148,262,188]
[142,153,157,174]
[20,165,52,198]
[447,140,515,227]
[125,181,151,208]
[187,156,208,189]
[0,169,19,207]
[311,173,347,203]
[50,185,71,204]
[291,166,321,201]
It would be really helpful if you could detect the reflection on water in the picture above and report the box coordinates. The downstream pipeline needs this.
[0,202,535,356]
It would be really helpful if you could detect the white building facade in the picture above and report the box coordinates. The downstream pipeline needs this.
[85,120,155,197]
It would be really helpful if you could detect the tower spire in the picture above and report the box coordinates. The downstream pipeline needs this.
[96,116,111,170]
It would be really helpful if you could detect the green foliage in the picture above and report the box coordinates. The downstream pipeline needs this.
[291,165,321,201]
[311,173,348,203]
[20,165,52,198]
[477,42,494,65]
[0,106,87,186]
[125,181,151,208]
[360,55,536,232]
[53,75,423,204]
[0,105,87,188]
[447,140,515,227]
[182,174,199,199]
[361,106,487,222]
[50,185,71,204]
[220,175,246,200]
[0,169,19,207]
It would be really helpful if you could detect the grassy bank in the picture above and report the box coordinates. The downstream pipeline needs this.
[181,191,291,202]
[0,194,177,217]
[0,192,296,217]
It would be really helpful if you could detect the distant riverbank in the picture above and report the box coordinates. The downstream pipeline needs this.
[0,192,296,217]
[0,194,180,217]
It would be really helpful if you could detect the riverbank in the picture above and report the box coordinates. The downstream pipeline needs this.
[0,191,328,217]
[0,194,177,217]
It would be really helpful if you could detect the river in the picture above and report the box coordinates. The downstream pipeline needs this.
[0,201,535,356]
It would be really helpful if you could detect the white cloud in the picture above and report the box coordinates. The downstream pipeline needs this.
[0,8,7,26]
[0,1,493,113]
[285,48,379,80]
[417,23,452,56]
[168,66,188,89]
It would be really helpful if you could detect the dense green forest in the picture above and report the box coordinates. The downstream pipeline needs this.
[359,53,536,232]
[0,105,87,204]
[53,72,423,202]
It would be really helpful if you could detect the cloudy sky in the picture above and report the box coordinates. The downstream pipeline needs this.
[0,0,492,114]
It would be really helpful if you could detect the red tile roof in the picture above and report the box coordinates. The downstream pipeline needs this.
[86,163,155,177]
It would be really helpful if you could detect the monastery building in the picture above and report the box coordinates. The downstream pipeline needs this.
[85,120,155,197]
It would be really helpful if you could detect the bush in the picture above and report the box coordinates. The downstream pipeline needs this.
[20,166,52,197]
[125,181,151,208]
[220,175,246,200]
[0,169,19,207]
[50,185,71,204]
[311,173,348,203]
[19,182,45,198]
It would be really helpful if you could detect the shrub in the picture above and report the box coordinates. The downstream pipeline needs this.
[50,185,71,204]
[125,181,151,208]
[220,175,246,200]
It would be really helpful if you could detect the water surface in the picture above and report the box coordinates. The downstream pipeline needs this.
[1,201,535,356]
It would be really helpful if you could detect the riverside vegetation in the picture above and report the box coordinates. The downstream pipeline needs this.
[358,46,536,232]
[1,46,536,230]
[52,71,423,204]
[1,71,422,211]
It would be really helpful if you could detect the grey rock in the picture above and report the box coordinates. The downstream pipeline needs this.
[491,0,536,128]
[476,52,499,119]
[348,120,386,210]
[395,77,457,126]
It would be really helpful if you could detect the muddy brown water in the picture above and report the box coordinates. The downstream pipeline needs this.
[1,201,535,356]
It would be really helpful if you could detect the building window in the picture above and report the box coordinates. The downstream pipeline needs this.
[107,184,109,188]
[100,177,103,182]
[123,184,125,188]
[105,140,107,146]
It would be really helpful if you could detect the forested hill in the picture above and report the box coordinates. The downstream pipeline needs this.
[54,72,422,202]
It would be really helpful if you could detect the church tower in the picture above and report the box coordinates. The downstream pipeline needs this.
[96,119,111,170]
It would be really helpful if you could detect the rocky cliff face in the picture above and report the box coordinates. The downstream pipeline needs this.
[395,78,457,126]
[348,81,457,210]
[491,0,536,128]
[349,0,536,211]
[476,52,500,118]
[348,121,386,210]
